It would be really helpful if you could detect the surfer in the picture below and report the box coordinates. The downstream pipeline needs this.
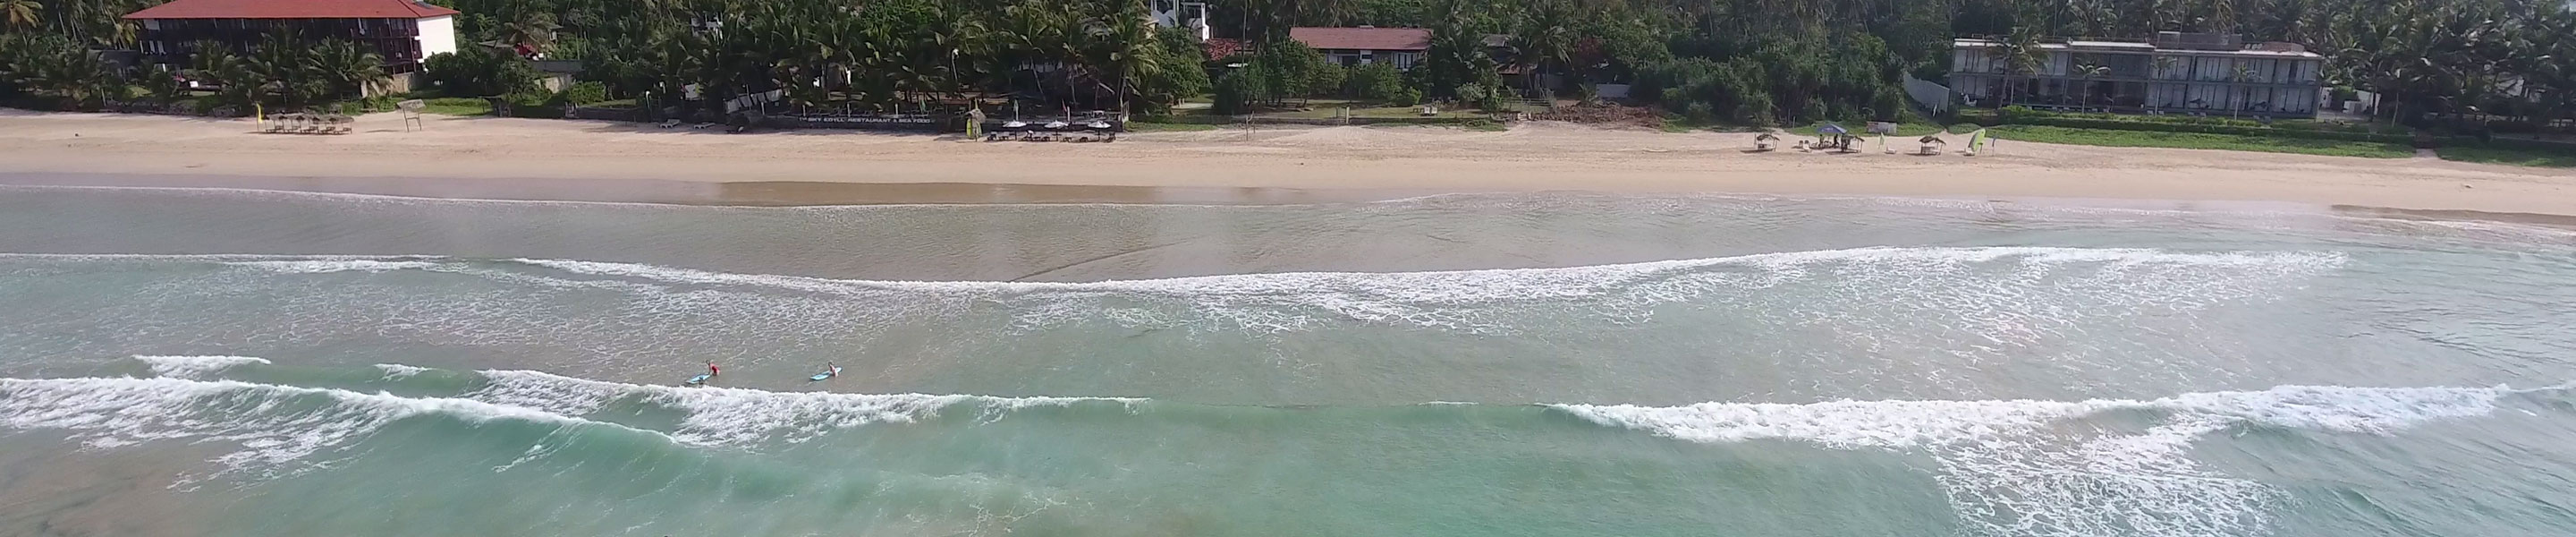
[707,361,720,378]
[828,362,842,378]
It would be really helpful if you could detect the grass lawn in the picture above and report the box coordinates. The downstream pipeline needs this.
[1260,106,1432,119]
[2436,146,2576,167]
[419,98,492,115]
[1988,125,2415,158]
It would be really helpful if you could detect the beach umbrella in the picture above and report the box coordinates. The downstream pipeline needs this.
[1816,124,1849,135]
[1919,135,1945,144]
[1755,132,1778,141]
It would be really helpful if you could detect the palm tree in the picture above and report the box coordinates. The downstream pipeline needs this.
[0,0,39,30]
[1510,0,1576,96]
[186,40,257,109]
[499,12,562,57]
[1099,1,1161,116]
[1996,26,2046,107]
[24,43,121,109]
[246,31,319,107]
[2075,64,2108,108]
[305,39,386,101]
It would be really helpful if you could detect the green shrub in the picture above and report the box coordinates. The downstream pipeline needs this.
[1308,63,1346,98]
[1962,106,2407,143]
[1387,88,1420,107]
[1344,62,1404,102]
[1212,70,1264,115]
[422,49,540,98]
[558,81,609,106]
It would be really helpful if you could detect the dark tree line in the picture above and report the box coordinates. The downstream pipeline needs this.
[5,0,2572,125]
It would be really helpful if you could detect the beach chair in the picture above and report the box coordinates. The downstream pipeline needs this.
[1753,132,1778,151]
[657,119,682,128]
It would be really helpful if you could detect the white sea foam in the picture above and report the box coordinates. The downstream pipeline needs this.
[134,354,271,379]
[232,260,440,274]
[0,376,638,478]
[1554,383,2522,537]
[373,363,432,379]
[503,246,2343,335]
[468,369,1143,446]
[23,247,2347,342]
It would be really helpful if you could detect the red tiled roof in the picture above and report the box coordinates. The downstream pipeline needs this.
[1203,38,1249,61]
[126,0,460,20]
[1290,27,1431,51]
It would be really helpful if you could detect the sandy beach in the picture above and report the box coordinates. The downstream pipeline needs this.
[1,109,2572,215]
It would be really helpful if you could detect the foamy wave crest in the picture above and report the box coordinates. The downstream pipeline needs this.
[1555,383,2520,537]
[505,246,2342,334]
[0,377,636,478]
[469,370,1143,446]
[135,354,270,379]
[1556,384,2510,448]
[230,259,440,274]
[38,247,2343,338]
[374,363,431,379]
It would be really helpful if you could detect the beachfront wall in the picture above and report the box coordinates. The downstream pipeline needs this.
[1947,33,2325,118]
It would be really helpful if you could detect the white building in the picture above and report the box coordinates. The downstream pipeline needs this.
[1950,32,2326,118]
[1147,0,1209,42]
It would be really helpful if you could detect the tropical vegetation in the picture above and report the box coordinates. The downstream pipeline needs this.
[0,0,2568,132]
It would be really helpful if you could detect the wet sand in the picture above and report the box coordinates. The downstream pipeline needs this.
[2,109,2572,216]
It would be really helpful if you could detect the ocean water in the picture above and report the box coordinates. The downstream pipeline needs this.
[2,185,2574,537]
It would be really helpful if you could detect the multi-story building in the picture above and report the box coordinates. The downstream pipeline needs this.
[1949,31,2326,118]
[1147,0,1210,42]
[125,0,460,79]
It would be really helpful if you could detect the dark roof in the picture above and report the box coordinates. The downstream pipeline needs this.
[127,0,460,20]
[1290,27,1431,51]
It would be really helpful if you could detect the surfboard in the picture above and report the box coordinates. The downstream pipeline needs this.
[685,374,713,386]
[809,373,833,381]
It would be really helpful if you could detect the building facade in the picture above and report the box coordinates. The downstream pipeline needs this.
[1290,27,1431,71]
[126,0,460,75]
[1949,32,2326,118]
[1147,0,1209,42]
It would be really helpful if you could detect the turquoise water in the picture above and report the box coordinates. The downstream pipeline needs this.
[2,186,2574,536]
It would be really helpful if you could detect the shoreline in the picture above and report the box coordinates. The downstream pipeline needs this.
[13,177,2576,230]
[4,110,2573,217]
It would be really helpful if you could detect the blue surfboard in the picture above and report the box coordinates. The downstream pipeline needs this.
[809,373,833,381]
[685,374,712,386]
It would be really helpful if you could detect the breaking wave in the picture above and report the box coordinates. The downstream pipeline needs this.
[0,357,2548,537]
[1555,383,2536,537]
[134,354,271,379]
[21,245,2336,337]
